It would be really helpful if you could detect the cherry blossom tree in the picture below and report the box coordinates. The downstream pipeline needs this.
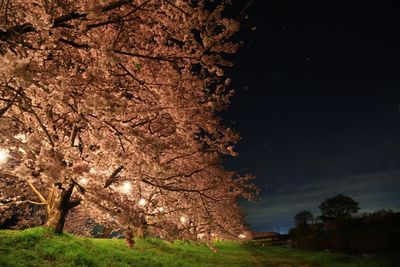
[0,0,257,238]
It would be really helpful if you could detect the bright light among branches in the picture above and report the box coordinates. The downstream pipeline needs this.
[0,148,9,164]
[180,216,187,224]
[120,181,132,194]
[138,198,147,206]
[14,133,28,143]
[238,234,246,239]
[79,177,88,186]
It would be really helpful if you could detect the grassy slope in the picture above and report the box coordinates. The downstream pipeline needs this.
[0,228,398,267]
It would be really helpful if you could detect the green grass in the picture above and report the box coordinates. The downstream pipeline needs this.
[0,228,398,267]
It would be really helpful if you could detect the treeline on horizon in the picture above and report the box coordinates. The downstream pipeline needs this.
[289,194,400,255]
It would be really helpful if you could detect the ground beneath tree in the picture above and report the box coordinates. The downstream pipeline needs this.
[0,228,397,267]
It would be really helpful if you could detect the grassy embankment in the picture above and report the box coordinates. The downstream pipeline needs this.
[0,228,398,267]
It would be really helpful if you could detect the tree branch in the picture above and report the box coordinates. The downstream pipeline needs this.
[23,178,47,205]
[70,124,78,147]
[118,63,159,100]
[59,38,90,48]
[113,49,173,62]
[1,0,135,42]
[67,199,81,209]
[0,199,46,206]
[160,162,216,181]
[104,165,124,188]
[0,88,22,117]
[20,91,55,147]
[162,0,189,16]
[0,23,35,41]
[141,178,218,202]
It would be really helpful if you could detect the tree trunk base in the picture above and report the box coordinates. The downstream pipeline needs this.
[45,207,68,234]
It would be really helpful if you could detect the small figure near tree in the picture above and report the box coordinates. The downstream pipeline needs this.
[319,194,360,221]
[294,210,313,228]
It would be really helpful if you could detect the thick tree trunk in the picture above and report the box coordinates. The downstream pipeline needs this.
[45,204,69,234]
[44,183,80,234]
[134,226,145,238]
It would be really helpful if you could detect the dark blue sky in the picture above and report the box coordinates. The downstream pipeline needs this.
[223,0,400,233]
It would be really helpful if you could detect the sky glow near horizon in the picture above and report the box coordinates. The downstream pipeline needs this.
[225,0,400,233]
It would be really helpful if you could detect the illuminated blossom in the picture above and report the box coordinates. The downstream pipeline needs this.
[138,198,147,206]
[120,181,132,194]
[0,149,8,164]
[0,0,257,240]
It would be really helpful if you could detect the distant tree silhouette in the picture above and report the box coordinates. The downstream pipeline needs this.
[371,209,394,216]
[319,194,360,221]
[294,210,313,228]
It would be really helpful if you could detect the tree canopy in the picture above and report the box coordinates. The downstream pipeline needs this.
[319,194,360,221]
[0,0,257,240]
[293,210,313,228]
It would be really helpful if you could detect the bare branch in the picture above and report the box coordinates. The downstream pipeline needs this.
[101,0,132,12]
[104,165,124,188]
[162,0,189,16]
[24,181,46,205]
[113,49,173,62]
[86,0,150,29]
[59,38,90,48]
[70,124,78,147]
[118,63,159,100]
[71,178,86,194]
[67,199,81,209]
[0,23,35,41]
[0,199,46,206]
[164,152,196,165]
[20,91,55,147]
[0,87,22,117]
[141,178,218,202]
[53,12,87,27]
[160,162,216,181]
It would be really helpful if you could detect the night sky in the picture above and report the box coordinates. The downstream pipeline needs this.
[223,1,400,233]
